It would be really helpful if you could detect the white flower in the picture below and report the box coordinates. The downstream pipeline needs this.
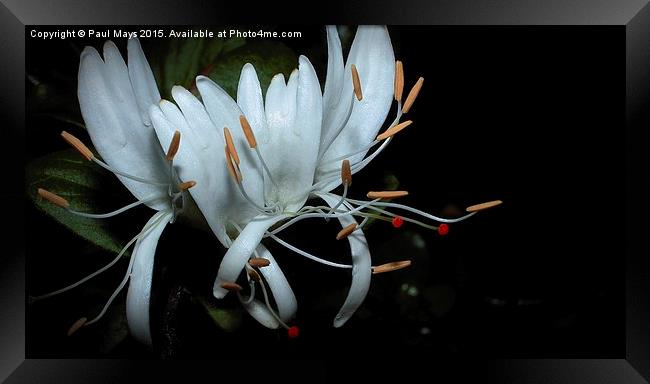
[35,27,501,344]
[150,25,499,332]
[35,38,201,346]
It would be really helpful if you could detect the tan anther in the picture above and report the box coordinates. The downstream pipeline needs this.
[466,200,503,212]
[224,146,242,183]
[341,159,352,187]
[61,131,93,161]
[166,131,181,161]
[248,258,271,268]
[239,115,257,149]
[178,181,197,190]
[67,317,87,336]
[351,64,363,101]
[220,282,243,292]
[376,120,413,141]
[402,77,424,114]
[394,60,404,102]
[336,223,358,240]
[37,188,69,209]
[367,190,409,199]
[372,260,412,274]
[248,269,261,282]
[223,127,240,165]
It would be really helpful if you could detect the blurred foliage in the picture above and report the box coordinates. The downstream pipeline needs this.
[151,35,245,99]
[26,149,127,255]
[151,36,297,100]
[204,40,297,99]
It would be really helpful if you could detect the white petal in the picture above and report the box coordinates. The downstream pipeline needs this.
[149,104,231,247]
[78,45,168,210]
[172,85,221,150]
[255,243,297,321]
[126,210,172,346]
[319,26,355,159]
[237,63,269,143]
[213,215,288,299]
[322,26,345,116]
[265,73,287,126]
[241,299,280,329]
[318,193,371,327]
[102,41,136,106]
[196,76,265,210]
[127,38,160,126]
[260,57,323,210]
[317,26,395,185]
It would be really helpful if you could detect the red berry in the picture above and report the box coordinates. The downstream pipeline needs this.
[392,216,404,228]
[287,326,300,338]
[438,224,449,236]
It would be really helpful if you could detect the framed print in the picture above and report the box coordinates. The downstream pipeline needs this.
[2,0,649,382]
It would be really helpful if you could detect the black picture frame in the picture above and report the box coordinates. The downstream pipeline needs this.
[2,0,649,382]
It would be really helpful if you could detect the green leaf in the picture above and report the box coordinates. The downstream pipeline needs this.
[152,35,246,99]
[206,40,297,99]
[26,149,128,254]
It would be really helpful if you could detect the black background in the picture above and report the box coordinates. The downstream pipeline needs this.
[25,25,624,359]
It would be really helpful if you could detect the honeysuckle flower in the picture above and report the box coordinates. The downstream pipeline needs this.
[34,38,201,346]
[150,25,501,333]
[34,26,502,345]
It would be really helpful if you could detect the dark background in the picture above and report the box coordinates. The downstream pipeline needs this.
[25,26,624,358]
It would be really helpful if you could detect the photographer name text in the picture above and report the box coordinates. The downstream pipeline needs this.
[30,29,302,40]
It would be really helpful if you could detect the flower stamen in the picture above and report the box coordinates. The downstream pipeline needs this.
[325,160,353,217]
[247,268,261,282]
[336,223,358,240]
[376,120,412,141]
[248,258,271,268]
[82,210,171,327]
[367,190,409,199]
[372,260,412,274]
[466,200,503,212]
[223,127,240,165]
[394,60,404,103]
[239,115,279,190]
[341,159,352,187]
[351,64,363,101]
[61,131,94,161]
[165,131,181,161]
[221,282,243,292]
[67,317,88,336]
[402,77,424,114]
[178,181,197,190]
[224,146,242,183]
[60,131,169,186]
[37,188,69,208]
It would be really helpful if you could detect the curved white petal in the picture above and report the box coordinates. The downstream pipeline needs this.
[196,76,265,211]
[126,210,172,346]
[318,193,371,327]
[241,299,280,329]
[237,63,269,143]
[255,243,297,321]
[319,26,355,159]
[78,44,168,210]
[149,103,230,247]
[322,26,345,117]
[213,215,288,299]
[171,86,221,151]
[260,56,323,210]
[317,26,395,188]
[127,38,160,126]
